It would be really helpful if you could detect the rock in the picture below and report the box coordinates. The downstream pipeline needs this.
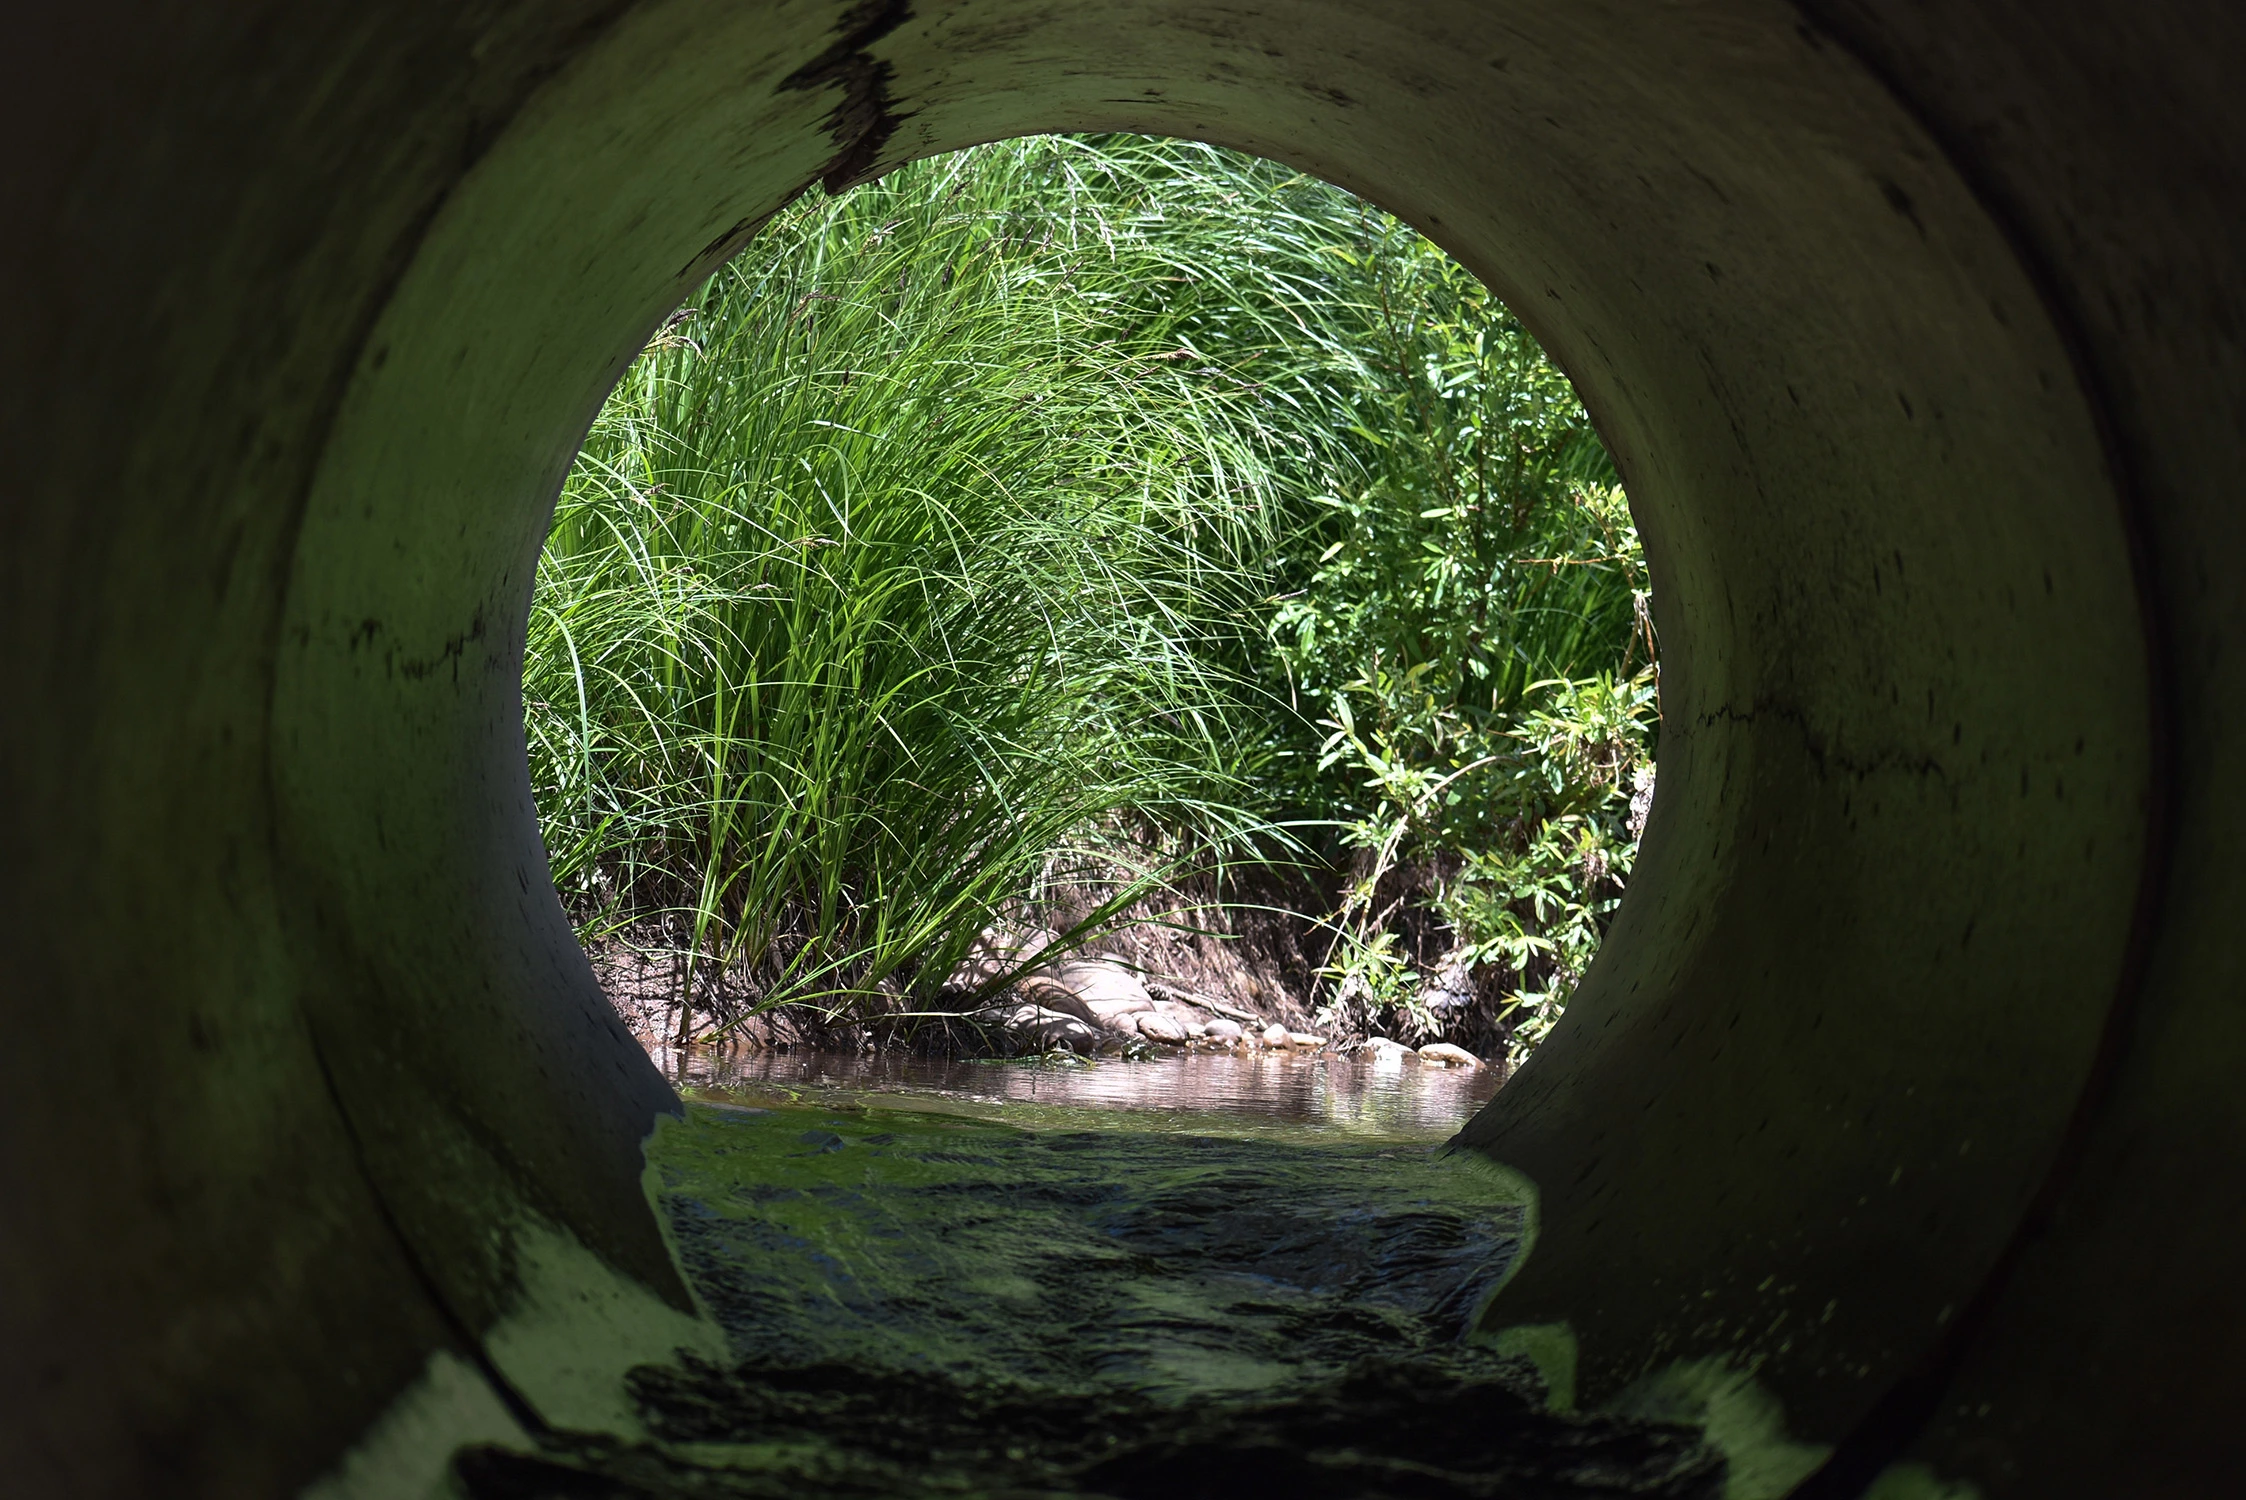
[1041,1014,1106,1052]
[949,924,1056,990]
[978,1002,1105,1054]
[1203,1018,1244,1044]
[1261,1022,1292,1048]
[1137,1012,1190,1044]
[1628,763,1657,840]
[1365,1036,1413,1063]
[1286,1031,1327,1050]
[1015,976,1102,1030]
[1088,1001,1150,1034]
[1417,1041,1481,1068]
[1185,1021,1208,1039]
[1053,958,1154,1011]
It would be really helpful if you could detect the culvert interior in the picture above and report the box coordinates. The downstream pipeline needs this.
[3,3,2243,1497]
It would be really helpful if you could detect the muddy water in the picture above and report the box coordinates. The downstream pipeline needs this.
[451,1049,1722,1498]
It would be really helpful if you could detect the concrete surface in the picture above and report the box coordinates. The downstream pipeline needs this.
[0,2,2238,1495]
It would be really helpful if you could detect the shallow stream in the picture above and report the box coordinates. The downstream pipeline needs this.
[644,1041,1509,1140]
[455,1050,1723,1497]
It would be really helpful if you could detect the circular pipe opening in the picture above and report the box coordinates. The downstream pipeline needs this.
[275,0,2142,1469]
[14,5,2210,1497]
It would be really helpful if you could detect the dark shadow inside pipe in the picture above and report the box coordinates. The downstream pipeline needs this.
[14,5,2241,1497]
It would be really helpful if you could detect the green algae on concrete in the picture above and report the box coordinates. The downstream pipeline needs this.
[448,1097,1724,1497]
[650,1098,1534,1401]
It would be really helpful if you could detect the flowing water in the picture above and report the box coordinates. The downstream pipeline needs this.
[455,1047,1723,1498]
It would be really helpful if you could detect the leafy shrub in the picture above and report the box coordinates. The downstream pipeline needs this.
[1257,217,1657,1059]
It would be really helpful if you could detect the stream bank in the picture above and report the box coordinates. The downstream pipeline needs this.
[588,863,1528,1071]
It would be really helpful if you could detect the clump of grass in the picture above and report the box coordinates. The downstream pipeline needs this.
[525,143,1297,1030]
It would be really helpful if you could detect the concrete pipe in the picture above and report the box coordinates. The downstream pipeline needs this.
[1,2,2239,1495]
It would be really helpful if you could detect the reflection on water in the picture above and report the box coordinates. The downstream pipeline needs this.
[644,1040,1509,1143]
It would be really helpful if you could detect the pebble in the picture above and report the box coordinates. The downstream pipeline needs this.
[1365,1036,1413,1063]
[1261,1022,1292,1048]
[1203,1018,1244,1043]
[1417,1042,1481,1068]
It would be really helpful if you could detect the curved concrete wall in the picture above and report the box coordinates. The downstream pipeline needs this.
[0,3,2236,1495]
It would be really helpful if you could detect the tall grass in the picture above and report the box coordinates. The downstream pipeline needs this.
[526,142,1302,1024]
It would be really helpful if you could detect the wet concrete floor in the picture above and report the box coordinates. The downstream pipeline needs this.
[454,1054,1721,1497]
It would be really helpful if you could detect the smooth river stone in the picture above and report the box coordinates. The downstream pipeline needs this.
[1053,958,1154,1011]
[1136,1012,1190,1044]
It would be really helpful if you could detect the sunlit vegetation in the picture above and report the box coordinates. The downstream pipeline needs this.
[524,135,1655,1061]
